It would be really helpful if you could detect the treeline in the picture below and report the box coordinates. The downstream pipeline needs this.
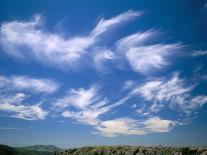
[1,144,207,155]
[56,146,207,155]
[0,144,54,155]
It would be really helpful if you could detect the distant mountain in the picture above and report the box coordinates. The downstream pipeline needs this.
[0,144,18,155]
[0,144,62,155]
[16,145,62,152]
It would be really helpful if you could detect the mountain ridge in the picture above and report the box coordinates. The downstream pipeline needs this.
[1,144,207,155]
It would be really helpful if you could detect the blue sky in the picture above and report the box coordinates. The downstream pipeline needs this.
[0,0,207,148]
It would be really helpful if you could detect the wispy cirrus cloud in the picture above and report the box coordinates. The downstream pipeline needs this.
[0,10,206,138]
[0,15,94,68]
[56,85,110,126]
[0,11,141,69]
[55,85,100,110]
[125,44,180,74]
[0,127,22,130]
[116,30,182,74]
[93,48,116,71]
[135,73,207,114]
[0,93,48,120]
[0,74,57,120]
[0,75,59,94]
[90,10,141,37]
[57,84,177,137]
[191,50,207,57]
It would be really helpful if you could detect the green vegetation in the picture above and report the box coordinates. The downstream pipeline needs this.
[1,144,207,155]
[0,144,61,155]
[0,144,17,155]
[56,146,207,155]
[16,145,61,153]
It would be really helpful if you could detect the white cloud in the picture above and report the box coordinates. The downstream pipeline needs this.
[55,85,99,110]
[0,15,94,68]
[0,75,58,94]
[96,116,175,137]
[116,31,181,74]
[135,73,207,113]
[116,30,156,51]
[62,105,109,126]
[95,118,145,137]
[0,75,53,120]
[125,44,180,74]
[57,85,111,126]
[57,84,182,137]
[93,48,116,71]
[0,93,28,105]
[90,10,141,37]
[191,50,207,57]
[143,116,175,133]
[188,95,207,110]
[123,80,135,90]
[0,11,141,69]
[0,93,48,120]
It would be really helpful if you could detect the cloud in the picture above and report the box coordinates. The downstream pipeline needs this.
[55,85,99,110]
[126,44,180,74]
[58,84,178,137]
[95,118,145,137]
[191,50,207,57]
[0,93,28,105]
[90,10,141,37]
[135,73,207,113]
[93,48,116,71]
[62,105,108,126]
[0,15,94,68]
[123,80,136,90]
[0,127,22,130]
[0,93,48,120]
[96,116,175,137]
[1,10,204,137]
[56,85,110,125]
[0,11,183,74]
[143,116,175,133]
[0,74,54,120]
[116,30,156,51]
[0,75,58,94]
[116,31,182,74]
[0,11,141,69]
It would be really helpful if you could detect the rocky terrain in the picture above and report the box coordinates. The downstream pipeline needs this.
[56,146,207,155]
[1,144,207,155]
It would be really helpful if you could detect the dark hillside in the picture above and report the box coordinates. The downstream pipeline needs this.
[0,144,17,155]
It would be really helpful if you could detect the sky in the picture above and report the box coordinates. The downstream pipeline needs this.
[0,0,207,148]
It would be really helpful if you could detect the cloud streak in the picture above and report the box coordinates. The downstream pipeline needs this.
[56,85,110,126]
[0,11,141,70]
[0,75,59,94]
[58,85,177,137]
[91,10,141,37]
[0,74,57,120]
[116,31,182,74]
[135,73,207,114]
[0,93,48,120]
